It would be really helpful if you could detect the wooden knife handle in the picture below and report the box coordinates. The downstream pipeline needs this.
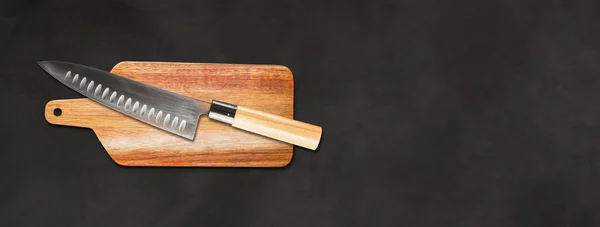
[208,100,322,150]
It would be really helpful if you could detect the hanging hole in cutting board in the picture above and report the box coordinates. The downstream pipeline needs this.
[53,108,62,117]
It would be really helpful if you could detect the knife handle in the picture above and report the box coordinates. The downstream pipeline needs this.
[208,100,322,150]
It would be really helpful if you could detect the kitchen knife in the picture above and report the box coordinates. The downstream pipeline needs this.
[38,61,322,150]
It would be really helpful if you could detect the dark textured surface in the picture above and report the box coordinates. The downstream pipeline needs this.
[2,0,600,226]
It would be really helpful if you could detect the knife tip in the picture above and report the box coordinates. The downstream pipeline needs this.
[37,60,50,67]
[37,61,60,77]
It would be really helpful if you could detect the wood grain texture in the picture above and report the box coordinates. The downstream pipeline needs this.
[44,61,295,167]
[233,106,322,150]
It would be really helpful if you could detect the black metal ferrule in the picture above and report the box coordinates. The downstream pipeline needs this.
[208,100,238,125]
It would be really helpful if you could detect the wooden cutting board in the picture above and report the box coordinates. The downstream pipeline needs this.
[44,61,295,167]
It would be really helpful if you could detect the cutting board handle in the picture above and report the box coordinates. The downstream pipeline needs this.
[207,100,322,150]
[232,106,322,150]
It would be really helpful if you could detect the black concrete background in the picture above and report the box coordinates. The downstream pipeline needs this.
[2,0,600,226]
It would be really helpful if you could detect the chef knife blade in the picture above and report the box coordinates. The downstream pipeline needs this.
[38,61,322,150]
